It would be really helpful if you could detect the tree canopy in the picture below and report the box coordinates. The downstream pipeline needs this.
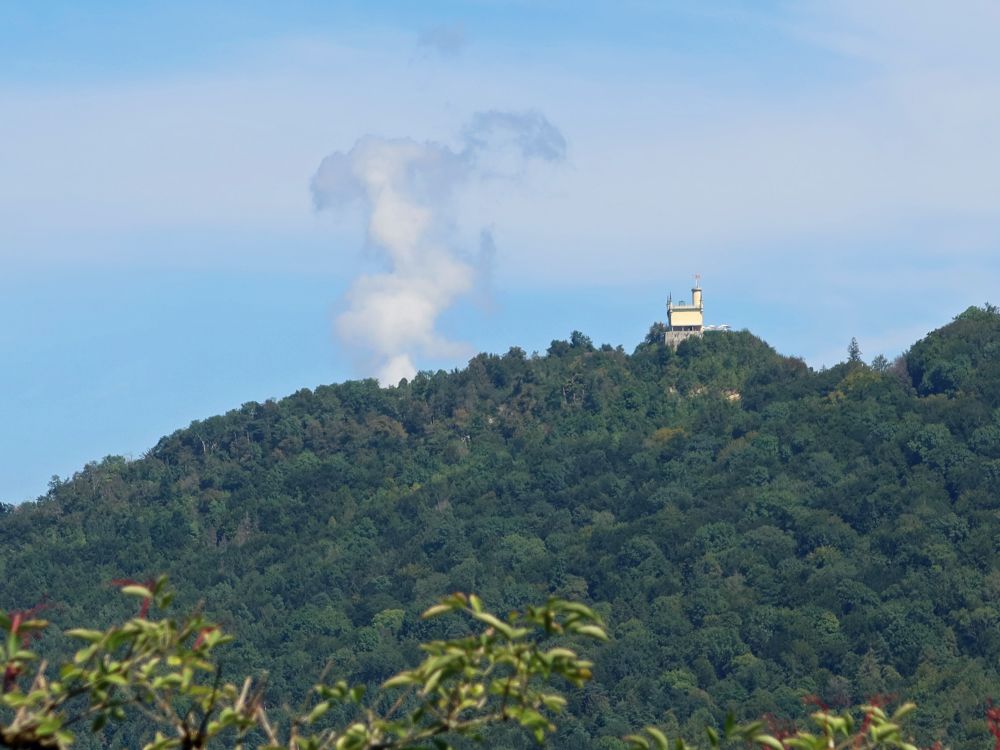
[2,306,1000,749]
[1,579,925,750]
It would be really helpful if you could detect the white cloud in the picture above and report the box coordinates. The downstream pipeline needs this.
[310,112,565,384]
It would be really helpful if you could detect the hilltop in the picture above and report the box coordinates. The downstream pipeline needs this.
[2,307,1000,749]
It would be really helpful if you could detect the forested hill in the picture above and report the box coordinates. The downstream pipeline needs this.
[3,306,1000,749]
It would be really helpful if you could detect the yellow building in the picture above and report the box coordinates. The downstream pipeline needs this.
[665,276,704,348]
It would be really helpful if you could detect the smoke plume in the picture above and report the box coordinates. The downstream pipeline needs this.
[311,111,565,385]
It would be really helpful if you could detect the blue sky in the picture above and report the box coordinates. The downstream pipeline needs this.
[3,1,1000,502]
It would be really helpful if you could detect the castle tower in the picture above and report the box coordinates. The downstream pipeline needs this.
[665,275,705,348]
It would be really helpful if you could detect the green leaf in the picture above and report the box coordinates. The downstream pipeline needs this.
[306,700,330,723]
[706,726,719,748]
[422,668,444,694]
[544,647,578,661]
[469,611,516,639]
[783,739,818,750]
[646,726,669,750]
[74,646,97,664]
[555,601,599,618]
[120,585,153,599]
[540,693,567,711]
[572,625,609,641]
[870,722,899,741]
[892,703,917,721]
[382,673,417,689]
[724,713,736,737]
[66,628,105,643]
[754,734,785,750]
[421,604,455,619]
[35,716,62,736]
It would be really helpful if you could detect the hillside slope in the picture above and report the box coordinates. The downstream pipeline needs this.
[3,310,1000,749]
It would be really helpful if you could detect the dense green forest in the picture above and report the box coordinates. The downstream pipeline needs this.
[3,306,1000,749]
